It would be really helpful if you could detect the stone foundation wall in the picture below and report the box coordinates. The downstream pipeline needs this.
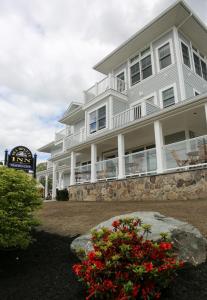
[68,168,207,201]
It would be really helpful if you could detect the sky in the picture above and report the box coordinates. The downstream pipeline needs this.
[0,0,206,163]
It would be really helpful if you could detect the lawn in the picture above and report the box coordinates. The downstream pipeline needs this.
[1,199,207,300]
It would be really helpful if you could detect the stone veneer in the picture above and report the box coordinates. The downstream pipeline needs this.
[68,168,207,201]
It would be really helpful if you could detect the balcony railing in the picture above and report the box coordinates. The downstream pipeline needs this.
[125,148,157,176]
[74,164,91,184]
[65,128,86,149]
[163,135,207,171]
[84,74,126,103]
[96,157,118,180]
[112,100,160,129]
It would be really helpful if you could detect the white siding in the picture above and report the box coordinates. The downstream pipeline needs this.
[113,100,129,115]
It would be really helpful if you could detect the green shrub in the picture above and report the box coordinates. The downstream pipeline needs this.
[56,188,69,201]
[0,167,42,249]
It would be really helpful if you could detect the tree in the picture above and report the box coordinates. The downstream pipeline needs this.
[36,162,47,172]
[0,167,42,249]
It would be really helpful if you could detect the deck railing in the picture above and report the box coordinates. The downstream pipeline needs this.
[163,135,207,171]
[85,74,126,103]
[74,164,91,184]
[96,157,118,180]
[124,148,157,176]
[65,128,86,149]
[112,100,160,129]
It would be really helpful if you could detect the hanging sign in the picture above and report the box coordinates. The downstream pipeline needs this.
[7,146,34,171]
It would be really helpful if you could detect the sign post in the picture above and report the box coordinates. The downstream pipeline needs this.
[6,146,37,178]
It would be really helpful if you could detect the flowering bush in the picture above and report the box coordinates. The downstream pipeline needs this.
[73,218,184,300]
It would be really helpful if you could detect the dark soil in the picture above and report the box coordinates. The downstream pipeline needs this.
[0,231,207,300]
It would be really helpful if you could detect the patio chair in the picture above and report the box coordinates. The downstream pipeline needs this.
[170,150,189,167]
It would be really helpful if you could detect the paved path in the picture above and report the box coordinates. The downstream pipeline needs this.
[37,199,207,237]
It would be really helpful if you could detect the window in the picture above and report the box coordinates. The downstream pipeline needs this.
[158,42,172,70]
[193,53,202,76]
[141,55,152,79]
[89,106,106,134]
[130,48,152,86]
[116,72,125,92]
[201,60,207,81]
[181,42,190,68]
[162,87,175,108]
[130,62,140,85]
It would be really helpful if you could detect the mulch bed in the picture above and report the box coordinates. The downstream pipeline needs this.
[0,231,207,300]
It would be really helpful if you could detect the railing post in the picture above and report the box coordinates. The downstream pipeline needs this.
[154,120,164,173]
[95,82,98,96]
[205,103,207,125]
[45,174,48,199]
[108,73,113,89]
[70,151,76,185]
[91,144,97,183]
[52,162,57,199]
[118,134,125,179]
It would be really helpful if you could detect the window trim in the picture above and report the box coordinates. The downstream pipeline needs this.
[156,39,174,73]
[114,68,127,91]
[191,45,207,81]
[87,102,108,136]
[159,83,178,109]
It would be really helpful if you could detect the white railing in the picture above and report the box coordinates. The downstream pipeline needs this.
[65,128,86,149]
[112,101,160,129]
[96,157,118,180]
[163,135,207,171]
[85,74,126,103]
[74,164,91,184]
[125,148,157,176]
[51,148,64,158]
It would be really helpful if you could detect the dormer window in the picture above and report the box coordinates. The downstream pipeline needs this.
[89,106,106,134]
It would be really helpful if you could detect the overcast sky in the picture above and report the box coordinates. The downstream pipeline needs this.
[0,0,206,163]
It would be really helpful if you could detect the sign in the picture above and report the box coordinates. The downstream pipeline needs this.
[8,146,33,171]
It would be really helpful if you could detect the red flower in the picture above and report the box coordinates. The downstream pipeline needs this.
[88,251,96,261]
[144,262,153,272]
[133,285,140,297]
[112,220,120,228]
[72,264,82,276]
[103,279,114,290]
[159,242,172,251]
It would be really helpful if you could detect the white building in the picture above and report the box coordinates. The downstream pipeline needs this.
[37,1,207,200]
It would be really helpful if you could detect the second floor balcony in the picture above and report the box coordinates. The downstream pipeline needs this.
[84,74,126,103]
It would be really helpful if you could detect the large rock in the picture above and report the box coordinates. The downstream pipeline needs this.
[71,212,207,266]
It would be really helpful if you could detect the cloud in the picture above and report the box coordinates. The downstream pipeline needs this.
[0,0,205,163]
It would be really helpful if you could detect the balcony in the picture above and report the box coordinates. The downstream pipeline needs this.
[65,128,86,150]
[84,74,126,103]
[112,100,160,129]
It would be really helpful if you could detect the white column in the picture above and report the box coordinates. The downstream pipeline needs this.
[91,144,97,183]
[173,26,186,101]
[118,134,125,179]
[45,175,48,198]
[52,163,57,199]
[109,95,113,129]
[58,172,63,190]
[205,103,207,125]
[70,151,76,185]
[154,120,164,173]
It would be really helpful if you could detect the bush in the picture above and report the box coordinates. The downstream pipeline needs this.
[56,188,69,201]
[0,167,42,249]
[73,218,184,300]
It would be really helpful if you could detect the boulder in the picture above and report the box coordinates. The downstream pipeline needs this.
[71,212,207,266]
